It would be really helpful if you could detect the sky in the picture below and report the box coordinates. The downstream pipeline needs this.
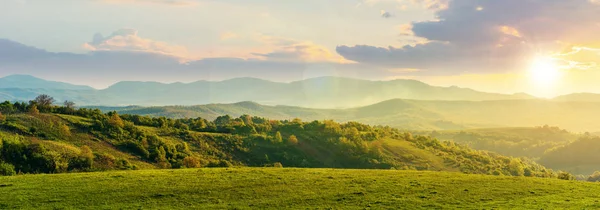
[1,0,600,97]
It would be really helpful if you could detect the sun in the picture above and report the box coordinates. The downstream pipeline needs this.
[528,56,562,87]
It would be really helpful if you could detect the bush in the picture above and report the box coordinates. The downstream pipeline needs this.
[116,159,134,170]
[0,162,16,176]
[182,156,201,168]
[558,171,575,180]
[206,160,233,168]
[273,162,283,168]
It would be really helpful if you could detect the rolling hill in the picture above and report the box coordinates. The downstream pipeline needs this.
[98,99,600,133]
[0,104,553,177]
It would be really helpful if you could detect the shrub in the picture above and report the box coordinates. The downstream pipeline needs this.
[116,159,134,170]
[0,162,16,176]
[182,156,201,168]
[558,171,575,180]
[206,160,233,168]
[59,124,72,137]
[273,162,283,168]
[94,153,117,170]
[0,112,6,122]
[28,105,40,115]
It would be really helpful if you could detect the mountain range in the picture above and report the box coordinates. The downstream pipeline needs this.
[3,74,596,108]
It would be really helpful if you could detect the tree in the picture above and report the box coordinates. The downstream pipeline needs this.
[63,101,76,114]
[34,94,55,107]
[288,135,299,145]
[0,112,5,122]
[274,131,283,143]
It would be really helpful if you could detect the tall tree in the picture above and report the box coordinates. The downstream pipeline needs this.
[63,100,76,109]
[34,94,55,107]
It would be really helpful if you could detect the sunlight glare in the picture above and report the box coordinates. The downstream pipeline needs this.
[529,56,562,87]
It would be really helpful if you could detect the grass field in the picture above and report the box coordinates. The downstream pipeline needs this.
[1,168,600,209]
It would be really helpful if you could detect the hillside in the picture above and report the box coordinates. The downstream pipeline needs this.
[421,126,580,159]
[539,136,600,175]
[0,75,536,108]
[0,102,553,177]
[1,168,599,209]
[102,99,600,132]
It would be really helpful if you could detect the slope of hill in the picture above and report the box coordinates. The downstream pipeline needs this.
[0,75,537,107]
[539,136,600,175]
[103,99,600,132]
[1,168,598,209]
[419,126,580,159]
[0,103,553,178]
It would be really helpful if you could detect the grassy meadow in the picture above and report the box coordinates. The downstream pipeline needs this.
[1,168,600,209]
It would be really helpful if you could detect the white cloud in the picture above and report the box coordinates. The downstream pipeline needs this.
[252,35,351,63]
[83,29,190,59]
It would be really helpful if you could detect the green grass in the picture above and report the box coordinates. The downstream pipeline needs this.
[1,168,600,209]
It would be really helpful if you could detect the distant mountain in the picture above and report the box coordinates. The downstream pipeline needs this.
[0,75,93,90]
[0,74,540,107]
[101,99,600,133]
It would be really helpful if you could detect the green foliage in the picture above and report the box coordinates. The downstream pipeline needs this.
[558,171,575,180]
[0,161,16,176]
[539,136,600,175]
[425,126,577,159]
[0,98,559,178]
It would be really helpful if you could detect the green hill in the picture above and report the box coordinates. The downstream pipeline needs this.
[539,136,600,175]
[1,168,599,209]
[101,99,600,132]
[0,101,553,178]
[422,126,580,159]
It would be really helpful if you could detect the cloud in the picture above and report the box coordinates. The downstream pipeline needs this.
[99,0,198,6]
[337,0,600,75]
[0,37,385,88]
[252,35,350,63]
[83,29,190,59]
[380,10,393,18]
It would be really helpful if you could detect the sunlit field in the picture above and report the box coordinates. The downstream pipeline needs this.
[1,168,600,209]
